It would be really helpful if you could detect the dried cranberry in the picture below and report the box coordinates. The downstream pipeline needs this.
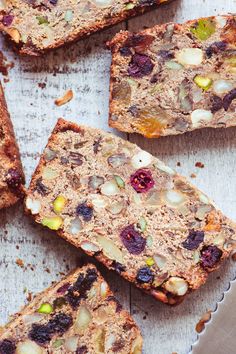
[136,267,154,283]
[112,261,126,274]
[200,245,223,268]
[182,230,204,250]
[47,313,73,334]
[76,203,93,221]
[119,47,132,56]
[2,14,14,27]
[76,346,88,354]
[0,339,16,354]
[205,41,227,58]
[210,95,223,113]
[130,169,154,193]
[57,282,70,294]
[29,324,51,345]
[120,224,146,255]
[6,168,23,189]
[128,54,154,78]
[157,50,174,60]
[223,88,236,111]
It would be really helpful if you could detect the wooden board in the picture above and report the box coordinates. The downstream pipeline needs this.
[0,1,235,353]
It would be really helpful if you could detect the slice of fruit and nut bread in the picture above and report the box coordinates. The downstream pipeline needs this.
[25,119,236,305]
[107,15,236,138]
[0,83,24,210]
[0,264,142,354]
[0,0,171,56]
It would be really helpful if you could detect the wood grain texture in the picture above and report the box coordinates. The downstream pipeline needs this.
[0,1,235,353]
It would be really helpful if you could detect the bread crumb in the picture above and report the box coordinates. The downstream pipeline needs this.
[190,173,196,178]
[195,162,204,168]
[16,258,24,268]
[195,310,211,333]
[55,89,73,106]
[176,162,181,167]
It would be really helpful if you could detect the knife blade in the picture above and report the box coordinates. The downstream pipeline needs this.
[191,278,236,354]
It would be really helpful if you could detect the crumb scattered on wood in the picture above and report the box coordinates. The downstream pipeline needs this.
[195,310,212,333]
[38,82,46,89]
[190,173,196,178]
[26,292,32,302]
[176,162,181,167]
[16,258,24,268]
[55,89,73,106]
[0,51,14,77]
[195,161,204,168]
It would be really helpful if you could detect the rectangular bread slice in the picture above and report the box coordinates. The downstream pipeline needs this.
[0,263,142,354]
[25,118,236,305]
[0,83,24,209]
[0,0,171,56]
[107,15,236,138]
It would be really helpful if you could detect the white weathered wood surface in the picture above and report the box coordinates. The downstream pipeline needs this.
[0,0,236,353]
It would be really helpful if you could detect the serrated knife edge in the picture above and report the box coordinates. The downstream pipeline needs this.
[191,277,236,354]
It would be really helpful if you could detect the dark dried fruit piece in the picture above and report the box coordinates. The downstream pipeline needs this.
[210,95,223,113]
[128,54,154,78]
[57,282,70,294]
[205,41,227,58]
[112,261,126,274]
[76,346,88,354]
[119,47,132,56]
[49,0,58,4]
[182,230,205,250]
[123,34,154,52]
[128,105,138,116]
[53,297,67,309]
[120,224,146,254]
[139,0,156,6]
[29,323,51,345]
[35,177,49,195]
[47,313,73,334]
[200,245,223,268]
[93,137,102,154]
[2,14,14,27]
[69,152,83,166]
[136,267,154,283]
[0,339,16,354]
[130,169,155,193]
[157,50,174,60]
[76,203,93,221]
[6,168,23,189]
[223,88,236,111]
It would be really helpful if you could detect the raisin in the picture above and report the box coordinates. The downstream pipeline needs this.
[35,177,49,195]
[29,324,52,345]
[200,245,223,268]
[49,0,58,4]
[119,47,132,56]
[69,152,83,166]
[0,339,16,354]
[6,168,23,189]
[112,261,126,274]
[128,54,154,78]
[130,169,155,193]
[76,202,93,221]
[47,313,73,334]
[2,15,14,27]
[120,224,146,255]
[205,41,227,58]
[128,105,138,117]
[210,95,223,113]
[76,345,88,354]
[182,230,204,250]
[136,267,154,283]
[223,88,236,111]
[66,269,97,309]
